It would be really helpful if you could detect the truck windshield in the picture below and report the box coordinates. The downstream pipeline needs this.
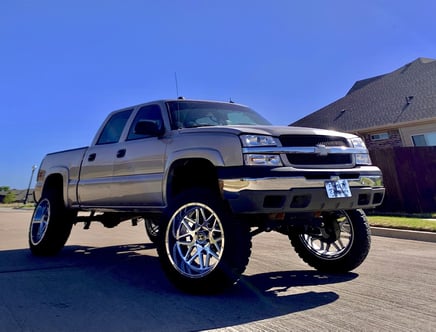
[166,100,271,129]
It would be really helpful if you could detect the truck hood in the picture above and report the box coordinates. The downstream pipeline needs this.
[177,125,357,139]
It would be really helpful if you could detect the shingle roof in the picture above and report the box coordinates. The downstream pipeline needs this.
[291,57,436,132]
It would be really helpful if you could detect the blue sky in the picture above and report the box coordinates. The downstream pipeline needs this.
[1,0,436,189]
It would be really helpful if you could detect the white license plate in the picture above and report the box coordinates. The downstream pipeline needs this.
[325,180,352,198]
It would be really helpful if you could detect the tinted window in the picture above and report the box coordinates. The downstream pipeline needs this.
[96,109,132,145]
[127,104,163,140]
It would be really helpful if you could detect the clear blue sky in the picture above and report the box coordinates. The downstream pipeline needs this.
[1,0,436,189]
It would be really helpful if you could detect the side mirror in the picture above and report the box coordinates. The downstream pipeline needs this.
[134,120,164,137]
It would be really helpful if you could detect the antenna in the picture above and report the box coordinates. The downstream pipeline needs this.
[174,72,179,98]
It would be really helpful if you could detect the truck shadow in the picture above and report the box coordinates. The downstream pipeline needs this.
[0,243,357,331]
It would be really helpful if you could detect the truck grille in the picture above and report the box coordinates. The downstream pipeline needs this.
[280,135,352,167]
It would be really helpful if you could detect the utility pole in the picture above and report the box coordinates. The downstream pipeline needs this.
[24,165,37,205]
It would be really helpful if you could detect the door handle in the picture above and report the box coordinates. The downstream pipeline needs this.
[88,153,96,162]
[116,149,126,158]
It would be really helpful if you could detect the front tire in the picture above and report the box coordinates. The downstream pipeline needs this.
[289,209,371,273]
[157,188,251,293]
[29,188,75,256]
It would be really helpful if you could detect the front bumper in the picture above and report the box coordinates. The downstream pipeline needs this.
[218,166,385,214]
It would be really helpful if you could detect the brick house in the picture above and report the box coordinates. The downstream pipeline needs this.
[291,57,436,150]
[291,58,436,213]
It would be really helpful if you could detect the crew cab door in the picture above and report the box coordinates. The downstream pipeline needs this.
[77,108,133,206]
[110,104,167,206]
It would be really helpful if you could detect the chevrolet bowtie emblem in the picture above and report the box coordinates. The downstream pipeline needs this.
[315,144,328,156]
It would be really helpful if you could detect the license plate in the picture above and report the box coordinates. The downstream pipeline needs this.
[325,180,352,198]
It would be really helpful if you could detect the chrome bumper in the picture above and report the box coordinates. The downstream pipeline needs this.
[219,168,385,214]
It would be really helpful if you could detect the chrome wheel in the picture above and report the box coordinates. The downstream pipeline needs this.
[29,188,75,256]
[30,198,51,246]
[165,202,224,278]
[157,188,251,293]
[299,212,353,260]
[290,209,371,273]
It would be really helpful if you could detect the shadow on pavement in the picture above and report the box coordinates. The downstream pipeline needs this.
[0,243,357,331]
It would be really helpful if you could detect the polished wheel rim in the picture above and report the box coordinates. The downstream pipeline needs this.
[300,212,354,260]
[30,199,50,245]
[166,203,224,278]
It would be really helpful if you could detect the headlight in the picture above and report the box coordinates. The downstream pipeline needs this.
[240,135,279,147]
[240,135,283,166]
[351,137,372,165]
[351,137,366,149]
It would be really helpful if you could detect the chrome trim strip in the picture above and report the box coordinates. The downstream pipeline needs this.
[220,175,383,192]
[242,146,367,155]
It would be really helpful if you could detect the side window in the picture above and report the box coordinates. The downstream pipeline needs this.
[127,104,163,140]
[96,109,133,145]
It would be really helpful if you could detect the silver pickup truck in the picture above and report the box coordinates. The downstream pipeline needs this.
[29,98,385,293]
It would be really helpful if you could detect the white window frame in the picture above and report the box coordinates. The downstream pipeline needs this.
[370,132,389,141]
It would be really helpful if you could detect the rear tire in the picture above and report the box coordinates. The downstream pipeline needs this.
[144,218,160,243]
[29,188,75,256]
[157,188,251,294]
[289,209,371,273]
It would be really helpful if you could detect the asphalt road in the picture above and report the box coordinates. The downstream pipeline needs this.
[1,208,435,332]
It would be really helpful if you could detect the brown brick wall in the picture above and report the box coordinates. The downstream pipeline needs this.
[363,129,403,150]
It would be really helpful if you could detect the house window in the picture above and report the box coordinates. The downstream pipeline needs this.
[412,132,436,146]
[370,132,389,141]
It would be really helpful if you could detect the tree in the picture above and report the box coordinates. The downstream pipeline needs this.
[3,191,16,204]
[1,187,16,204]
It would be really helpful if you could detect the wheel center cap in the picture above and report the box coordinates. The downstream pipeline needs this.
[196,231,208,244]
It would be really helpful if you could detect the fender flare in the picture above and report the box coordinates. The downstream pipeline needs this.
[162,147,225,204]
[41,167,71,208]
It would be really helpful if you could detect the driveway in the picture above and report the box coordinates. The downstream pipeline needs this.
[1,208,435,331]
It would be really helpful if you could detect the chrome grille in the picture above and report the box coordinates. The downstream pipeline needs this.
[280,135,352,166]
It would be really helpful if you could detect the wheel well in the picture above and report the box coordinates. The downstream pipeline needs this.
[42,174,64,200]
[167,159,219,198]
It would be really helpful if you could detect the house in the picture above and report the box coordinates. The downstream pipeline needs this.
[291,58,436,213]
[291,57,436,150]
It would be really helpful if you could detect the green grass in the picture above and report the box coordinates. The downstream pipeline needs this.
[367,215,436,232]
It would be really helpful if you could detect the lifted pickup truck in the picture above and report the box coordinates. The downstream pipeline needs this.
[29,98,385,293]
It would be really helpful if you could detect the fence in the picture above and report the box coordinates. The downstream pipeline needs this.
[370,147,436,214]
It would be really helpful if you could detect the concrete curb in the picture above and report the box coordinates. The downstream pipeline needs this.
[371,227,436,243]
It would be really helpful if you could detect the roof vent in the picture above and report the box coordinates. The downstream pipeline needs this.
[334,109,347,121]
[406,96,414,104]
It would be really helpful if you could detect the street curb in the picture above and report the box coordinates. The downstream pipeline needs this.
[371,227,436,243]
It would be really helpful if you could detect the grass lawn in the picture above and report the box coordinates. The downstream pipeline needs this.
[367,215,436,232]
